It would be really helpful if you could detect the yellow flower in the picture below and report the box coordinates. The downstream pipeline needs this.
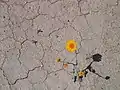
[65,40,77,52]
[56,58,61,62]
[78,71,85,77]
[63,63,68,68]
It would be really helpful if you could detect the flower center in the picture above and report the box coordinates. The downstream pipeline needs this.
[69,43,75,49]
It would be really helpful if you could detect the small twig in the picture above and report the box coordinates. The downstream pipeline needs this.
[83,61,94,71]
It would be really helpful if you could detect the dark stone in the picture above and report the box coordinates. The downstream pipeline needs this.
[56,35,59,38]
[91,69,96,73]
[37,29,43,34]
[55,73,57,76]
[92,53,102,62]
[32,40,38,44]
[29,7,31,9]
[105,76,110,80]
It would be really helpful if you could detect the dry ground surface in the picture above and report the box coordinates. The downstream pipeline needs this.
[0,0,120,90]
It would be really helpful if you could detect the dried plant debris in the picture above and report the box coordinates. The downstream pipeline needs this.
[56,40,110,83]
[56,53,110,83]
[92,53,102,62]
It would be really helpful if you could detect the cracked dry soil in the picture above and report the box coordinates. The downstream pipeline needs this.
[0,0,120,90]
